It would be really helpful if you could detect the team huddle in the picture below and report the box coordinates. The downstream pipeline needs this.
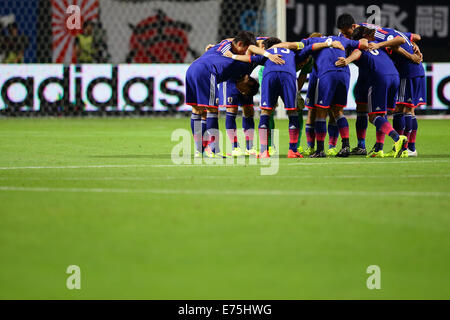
[186,13,424,159]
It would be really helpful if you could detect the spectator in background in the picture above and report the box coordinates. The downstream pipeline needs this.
[93,21,111,62]
[74,20,95,63]
[2,22,28,63]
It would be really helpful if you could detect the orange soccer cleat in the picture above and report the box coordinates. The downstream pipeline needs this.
[257,150,270,158]
[287,150,304,158]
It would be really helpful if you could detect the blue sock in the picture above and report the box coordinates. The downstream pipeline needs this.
[226,112,238,148]
[242,116,254,150]
[356,112,368,148]
[191,113,202,152]
[409,116,418,151]
[314,118,327,152]
[259,115,270,153]
[393,112,405,135]
[206,112,219,153]
[374,116,399,142]
[201,119,206,140]
[327,121,339,148]
[305,124,315,148]
[404,113,412,138]
[336,115,350,148]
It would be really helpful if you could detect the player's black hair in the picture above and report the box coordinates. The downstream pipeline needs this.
[233,31,257,46]
[336,13,355,29]
[245,76,259,97]
[236,75,259,97]
[262,37,281,50]
[351,26,374,40]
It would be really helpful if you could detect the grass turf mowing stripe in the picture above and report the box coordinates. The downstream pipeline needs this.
[0,174,449,181]
[0,159,448,170]
[0,186,449,197]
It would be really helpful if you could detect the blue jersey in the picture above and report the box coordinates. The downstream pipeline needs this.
[353,45,399,77]
[299,36,361,77]
[250,47,306,78]
[195,40,253,83]
[373,28,424,78]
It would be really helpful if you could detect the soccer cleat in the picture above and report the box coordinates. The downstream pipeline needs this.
[350,146,367,156]
[336,146,351,157]
[245,148,258,156]
[384,148,396,158]
[407,149,418,157]
[204,146,214,157]
[268,146,277,156]
[326,147,339,157]
[287,150,304,158]
[204,145,213,156]
[205,151,229,158]
[303,146,315,156]
[400,150,409,158]
[393,135,408,158]
[297,146,304,154]
[194,151,202,158]
[366,148,384,158]
[231,147,244,157]
[257,150,270,158]
[310,150,326,158]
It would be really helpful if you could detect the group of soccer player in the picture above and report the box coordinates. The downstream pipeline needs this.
[186,13,425,159]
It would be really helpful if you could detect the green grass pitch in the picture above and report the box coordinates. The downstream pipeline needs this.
[0,117,449,299]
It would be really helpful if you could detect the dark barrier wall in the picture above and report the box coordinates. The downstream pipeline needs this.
[286,0,450,62]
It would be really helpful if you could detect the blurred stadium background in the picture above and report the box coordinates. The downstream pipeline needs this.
[0,0,448,116]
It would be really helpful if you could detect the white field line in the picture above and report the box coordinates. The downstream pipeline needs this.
[0,186,449,197]
[0,174,449,181]
[288,159,450,166]
[0,159,449,170]
[0,164,245,170]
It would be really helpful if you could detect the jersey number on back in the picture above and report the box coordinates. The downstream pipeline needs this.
[272,48,290,54]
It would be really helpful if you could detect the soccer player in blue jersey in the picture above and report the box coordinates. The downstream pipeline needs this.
[336,13,423,157]
[186,31,283,157]
[230,37,346,158]
[284,35,369,157]
[215,36,268,157]
[336,13,369,155]
[295,32,340,157]
[367,29,424,157]
[258,35,315,156]
[339,26,408,158]
[336,14,413,156]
